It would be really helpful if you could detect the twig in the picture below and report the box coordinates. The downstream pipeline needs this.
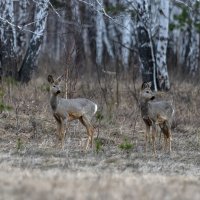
[48,0,61,18]
[0,17,43,36]
[77,0,133,34]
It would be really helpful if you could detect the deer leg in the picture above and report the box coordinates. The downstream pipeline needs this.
[152,124,157,157]
[79,116,93,150]
[56,120,61,139]
[164,134,168,153]
[168,129,172,154]
[54,115,62,146]
[163,125,172,154]
[87,127,94,148]
[60,119,68,149]
[145,125,150,154]
[57,119,63,149]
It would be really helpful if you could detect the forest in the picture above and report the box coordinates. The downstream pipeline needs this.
[1,0,200,87]
[0,0,200,199]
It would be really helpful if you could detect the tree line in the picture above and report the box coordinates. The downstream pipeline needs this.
[0,0,199,90]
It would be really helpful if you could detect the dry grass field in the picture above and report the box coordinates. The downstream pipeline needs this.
[0,77,200,200]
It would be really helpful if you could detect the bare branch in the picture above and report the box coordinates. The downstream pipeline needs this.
[48,1,61,18]
[77,0,133,34]
[96,0,113,20]
[102,69,116,76]
[0,16,43,36]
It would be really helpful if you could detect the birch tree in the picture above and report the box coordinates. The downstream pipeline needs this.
[170,1,200,75]
[16,0,28,65]
[121,13,132,70]
[187,2,200,75]
[156,0,170,90]
[0,0,17,79]
[18,0,49,83]
[135,0,157,90]
[96,0,114,65]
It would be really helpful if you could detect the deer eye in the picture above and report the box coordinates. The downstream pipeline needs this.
[146,91,149,93]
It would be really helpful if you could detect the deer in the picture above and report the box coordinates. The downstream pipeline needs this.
[140,82,174,156]
[47,75,98,150]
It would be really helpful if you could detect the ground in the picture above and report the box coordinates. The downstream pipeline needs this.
[0,79,200,199]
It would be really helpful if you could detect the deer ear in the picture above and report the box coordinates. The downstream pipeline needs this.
[141,82,152,89]
[147,82,152,88]
[141,82,146,90]
[47,75,54,84]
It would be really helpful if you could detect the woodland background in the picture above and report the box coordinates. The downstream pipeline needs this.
[0,0,200,89]
[0,1,200,200]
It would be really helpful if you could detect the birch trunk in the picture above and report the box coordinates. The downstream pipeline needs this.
[96,0,114,65]
[16,0,28,66]
[187,22,199,75]
[18,0,49,83]
[136,0,157,91]
[121,13,132,70]
[0,0,17,79]
[96,2,103,65]
[156,0,170,90]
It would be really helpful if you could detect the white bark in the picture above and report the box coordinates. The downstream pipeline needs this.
[16,0,28,58]
[0,0,16,52]
[187,14,199,75]
[0,0,17,77]
[96,0,114,65]
[156,0,170,90]
[170,2,199,74]
[83,27,91,57]
[96,5,103,65]
[121,13,132,69]
[135,0,157,91]
[33,0,49,37]
[19,0,49,82]
[71,0,81,24]
[55,10,65,61]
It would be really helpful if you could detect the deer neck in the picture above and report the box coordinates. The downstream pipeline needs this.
[50,94,59,111]
[140,99,150,118]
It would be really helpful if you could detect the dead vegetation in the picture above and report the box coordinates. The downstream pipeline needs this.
[0,76,200,199]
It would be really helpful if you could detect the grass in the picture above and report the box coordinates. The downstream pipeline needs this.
[95,138,103,154]
[119,138,134,152]
[0,76,200,199]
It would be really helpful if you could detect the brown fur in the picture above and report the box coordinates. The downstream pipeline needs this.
[140,82,174,155]
[48,75,97,150]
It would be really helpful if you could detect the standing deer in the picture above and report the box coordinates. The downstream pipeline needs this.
[140,82,174,155]
[47,75,97,150]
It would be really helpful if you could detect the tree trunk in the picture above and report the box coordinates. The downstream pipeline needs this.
[121,13,132,70]
[187,3,199,75]
[96,0,114,65]
[0,0,17,79]
[136,0,157,91]
[18,0,49,83]
[96,2,104,65]
[187,27,199,75]
[156,0,170,90]
[70,0,85,68]
[16,0,28,68]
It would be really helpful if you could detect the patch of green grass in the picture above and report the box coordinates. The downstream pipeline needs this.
[4,77,18,86]
[95,138,103,154]
[0,88,12,112]
[96,111,103,121]
[0,102,12,112]
[16,138,23,152]
[119,138,134,152]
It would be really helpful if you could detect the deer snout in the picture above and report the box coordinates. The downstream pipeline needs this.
[150,96,155,100]
[56,90,61,94]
